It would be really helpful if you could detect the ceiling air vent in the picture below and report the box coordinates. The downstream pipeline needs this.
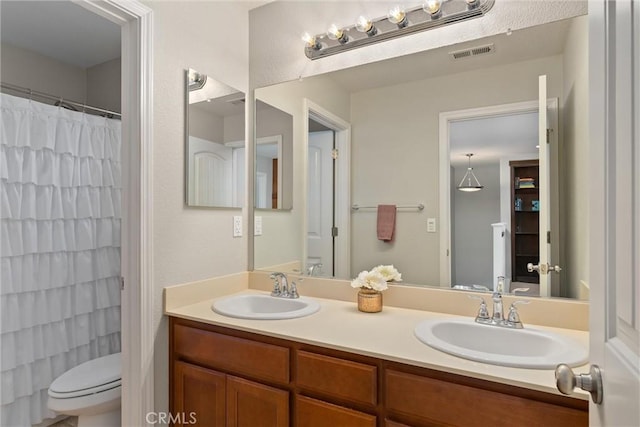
[449,43,495,60]
[226,97,246,106]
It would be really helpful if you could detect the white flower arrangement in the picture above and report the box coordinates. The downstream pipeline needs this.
[351,265,402,291]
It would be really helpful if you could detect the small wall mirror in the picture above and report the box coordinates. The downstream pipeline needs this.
[185,68,245,208]
[255,100,293,210]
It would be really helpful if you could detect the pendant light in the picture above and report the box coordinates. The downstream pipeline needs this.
[457,153,484,192]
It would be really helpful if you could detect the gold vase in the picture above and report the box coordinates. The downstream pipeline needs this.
[357,289,383,313]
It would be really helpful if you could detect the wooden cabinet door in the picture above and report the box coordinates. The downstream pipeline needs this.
[296,395,376,427]
[226,375,289,427]
[173,361,226,427]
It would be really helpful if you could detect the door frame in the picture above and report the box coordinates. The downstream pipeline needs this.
[303,99,351,278]
[75,1,154,425]
[438,99,559,290]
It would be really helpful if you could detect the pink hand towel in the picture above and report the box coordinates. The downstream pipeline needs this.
[377,205,396,242]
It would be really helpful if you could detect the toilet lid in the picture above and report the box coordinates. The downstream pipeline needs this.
[49,353,121,398]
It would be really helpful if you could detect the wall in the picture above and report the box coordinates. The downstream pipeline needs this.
[145,0,252,416]
[350,55,563,285]
[86,57,121,113]
[1,42,87,103]
[1,43,121,113]
[189,106,224,142]
[254,104,294,209]
[452,163,501,288]
[561,15,589,298]
[254,75,351,270]
[249,1,586,88]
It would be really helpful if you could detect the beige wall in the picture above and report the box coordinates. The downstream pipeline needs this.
[146,0,251,416]
[1,43,120,114]
[350,55,563,285]
[1,43,87,104]
[86,57,121,113]
[562,15,589,298]
[189,106,224,142]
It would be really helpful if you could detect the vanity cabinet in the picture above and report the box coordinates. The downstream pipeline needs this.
[169,317,587,427]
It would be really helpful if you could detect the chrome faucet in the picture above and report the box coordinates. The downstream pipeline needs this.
[470,286,529,329]
[269,272,299,299]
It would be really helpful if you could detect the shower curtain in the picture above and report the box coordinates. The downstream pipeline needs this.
[0,93,121,426]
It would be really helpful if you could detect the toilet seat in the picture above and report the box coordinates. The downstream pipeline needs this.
[48,353,121,399]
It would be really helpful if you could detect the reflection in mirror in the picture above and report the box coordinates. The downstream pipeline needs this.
[253,16,588,300]
[255,100,293,210]
[185,68,245,208]
[449,112,540,295]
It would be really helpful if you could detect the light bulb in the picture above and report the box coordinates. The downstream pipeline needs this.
[355,16,374,34]
[326,24,347,43]
[387,5,407,27]
[302,32,320,50]
[423,0,442,16]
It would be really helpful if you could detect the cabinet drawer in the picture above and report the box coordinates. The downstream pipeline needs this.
[173,324,289,384]
[296,350,377,406]
[296,395,376,427]
[385,370,587,427]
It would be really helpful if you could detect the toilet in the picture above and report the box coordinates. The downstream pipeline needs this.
[47,353,121,427]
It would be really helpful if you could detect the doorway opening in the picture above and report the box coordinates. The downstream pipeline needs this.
[303,99,351,279]
[439,99,560,296]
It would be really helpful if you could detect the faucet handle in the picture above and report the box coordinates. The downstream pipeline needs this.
[506,300,530,328]
[289,281,299,298]
[270,272,282,296]
[468,295,490,321]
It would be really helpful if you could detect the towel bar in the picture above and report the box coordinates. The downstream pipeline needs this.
[351,203,424,211]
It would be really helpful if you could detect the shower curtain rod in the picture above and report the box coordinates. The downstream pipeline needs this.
[1,82,122,118]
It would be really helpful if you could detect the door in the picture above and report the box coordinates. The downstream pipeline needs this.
[307,130,335,275]
[587,1,640,425]
[537,75,552,297]
[188,136,233,206]
[173,362,226,427]
[226,376,289,427]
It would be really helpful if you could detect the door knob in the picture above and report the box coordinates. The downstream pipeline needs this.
[555,364,603,404]
[527,263,563,274]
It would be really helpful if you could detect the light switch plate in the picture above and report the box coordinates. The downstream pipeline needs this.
[233,216,242,237]
[427,217,437,233]
[254,216,263,236]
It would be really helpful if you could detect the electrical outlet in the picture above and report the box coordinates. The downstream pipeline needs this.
[427,218,437,233]
[233,216,242,237]
[254,216,263,236]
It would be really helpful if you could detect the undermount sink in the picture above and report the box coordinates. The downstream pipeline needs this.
[212,294,320,320]
[414,318,588,369]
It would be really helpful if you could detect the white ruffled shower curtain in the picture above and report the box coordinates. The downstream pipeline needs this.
[0,93,121,426]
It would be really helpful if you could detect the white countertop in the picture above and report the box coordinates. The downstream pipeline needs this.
[165,288,590,400]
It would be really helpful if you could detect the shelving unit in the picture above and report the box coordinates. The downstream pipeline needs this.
[510,159,540,284]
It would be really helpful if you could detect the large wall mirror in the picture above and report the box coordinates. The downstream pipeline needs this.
[185,68,245,208]
[253,15,588,300]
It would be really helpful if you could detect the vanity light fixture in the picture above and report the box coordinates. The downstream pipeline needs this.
[457,153,484,192]
[303,0,495,60]
[423,0,442,17]
[387,5,408,28]
[327,24,348,44]
[302,32,321,51]
[355,16,377,36]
